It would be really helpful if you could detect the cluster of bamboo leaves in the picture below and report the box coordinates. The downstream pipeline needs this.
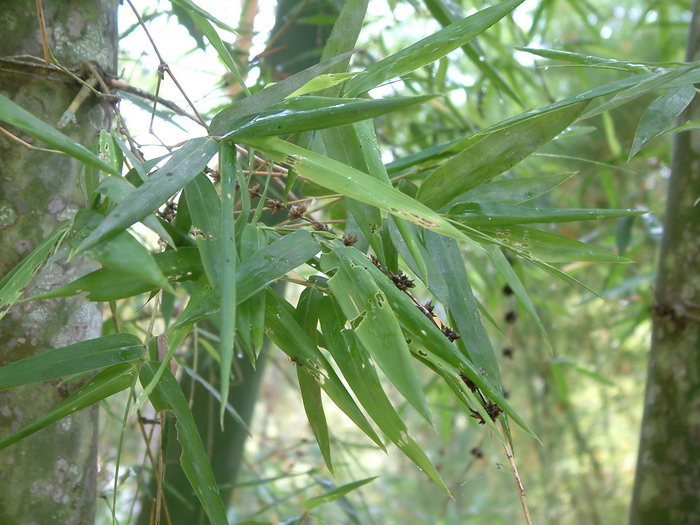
[0,0,698,522]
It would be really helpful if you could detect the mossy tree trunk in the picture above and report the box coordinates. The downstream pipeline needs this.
[0,2,117,524]
[629,2,700,523]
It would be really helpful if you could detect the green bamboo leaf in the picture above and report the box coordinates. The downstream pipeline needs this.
[354,120,428,279]
[218,143,238,426]
[448,201,645,227]
[476,225,631,263]
[140,363,228,525]
[95,175,175,246]
[210,52,355,135]
[221,95,436,140]
[187,9,250,96]
[629,85,696,159]
[244,137,477,246]
[0,221,70,319]
[344,0,525,96]
[98,129,124,175]
[0,94,119,175]
[453,173,574,204]
[424,0,524,106]
[77,137,218,253]
[72,210,173,293]
[287,73,357,97]
[171,230,321,329]
[424,233,503,393]
[265,289,385,450]
[236,225,267,361]
[417,101,588,210]
[27,248,202,302]
[321,124,385,260]
[582,61,700,120]
[303,477,378,510]
[184,173,222,286]
[323,245,534,437]
[319,297,450,495]
[322,254,433,425]
[297,367,333,474]
[0,364,135,451]
[0,334,143,390]
[515,47,650,72]
[169,0,237,32]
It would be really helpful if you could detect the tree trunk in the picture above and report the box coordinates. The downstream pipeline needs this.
[0,2,117,523]
[629,2,700,523]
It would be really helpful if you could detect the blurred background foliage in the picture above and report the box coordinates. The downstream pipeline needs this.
[94,1,692,523]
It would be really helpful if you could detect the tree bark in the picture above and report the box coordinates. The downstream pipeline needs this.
[0,2,117,524]
[629,2,700,523]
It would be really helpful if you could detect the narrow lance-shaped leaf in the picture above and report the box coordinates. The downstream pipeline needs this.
[186,9,250,96]
[218,142,238,426]
[0,94,119,175]
[322,253,433,424]
[303,477,378,510]
[452,173,574,205]
[447,201,646,227]
[184,173,222,287]
[325,244,535,437]
[26,248,202,302]
[221,95,436,140]
[344,0,525,96]
[264,289,385,450]
[170,230,322,330]
[140,363,229,525]
[424,232,503,393]
[475,225,631,263]
[71,209,173,293]
[244,137,479,247]
[629,85,696,159]
[318,297,451,495]
[424,0,524,106]
[0,334,144,390]
[417,100,589,210]
[0,221,70,319]
[0,364,136,451]
[209,51,355,135]
[77,137,218,253]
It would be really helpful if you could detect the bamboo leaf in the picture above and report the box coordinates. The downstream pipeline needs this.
[265,289,385,450]
[77,137,218,253]
[0,94,119,175]
[169,0,237,33]
[221,95,436,140]
[0,222,70,319]
[210,52,355,135]
[424,233,503,393]
[72,210,173,293]
[0,334,143,390]
[344,0,525,96]
[184,173,222,287]
[476,225,631,263]
[140,363,229,525]
[322,254,433,425]
[448,201,645,227]
[629,85,696,159]
[297,367,333,474]
[417,101,588,209]
[27,248,202,302]
[0,364,135,451]
[452,173,574,205]
[186,9,250,96]
[303,477,378,510]
[218,143,238,426]
[318,297,450,495]
[244,137,477,246]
